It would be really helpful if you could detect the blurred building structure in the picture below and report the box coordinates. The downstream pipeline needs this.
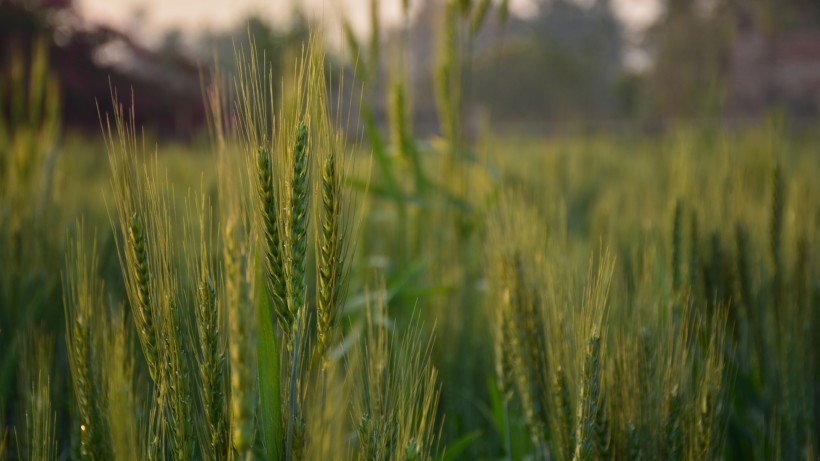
[1,0,204,137]
[728,29,820,117]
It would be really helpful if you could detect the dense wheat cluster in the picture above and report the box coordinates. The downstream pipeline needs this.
[1,1,819,460]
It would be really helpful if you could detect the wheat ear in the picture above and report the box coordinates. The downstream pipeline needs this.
[225,223,254,456]
[257,145,290,336]
[573,331,609,461]
[127,213,160,382]
[195,274,227,460]
[286,121,309,348]
[316,148,343,364]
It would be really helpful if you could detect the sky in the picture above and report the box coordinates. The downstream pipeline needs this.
[74,0,663,47]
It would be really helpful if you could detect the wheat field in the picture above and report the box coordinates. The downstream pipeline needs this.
[1,2,819,460]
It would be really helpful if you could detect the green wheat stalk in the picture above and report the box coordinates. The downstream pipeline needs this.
[195,274,227,460]
[672,198,683,293]
[286,121,309,347]
[315,147,343,364]
[553,366,575,461]
[161,296,194,461]
[770,163,784,304]
[573,331,609,461]
[696,388,713,459]
[257,144,291,336]
[225,222,255,457]
[63,229,113,460]
[663,385,682,461]
[127,213,160,382]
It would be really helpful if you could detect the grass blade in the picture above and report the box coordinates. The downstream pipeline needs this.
[441,431,481,461]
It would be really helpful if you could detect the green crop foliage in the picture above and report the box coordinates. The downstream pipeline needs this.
[0,5,818,461]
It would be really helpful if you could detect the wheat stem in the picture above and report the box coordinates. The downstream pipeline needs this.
[770,163,784,305]
[672,198,683,293]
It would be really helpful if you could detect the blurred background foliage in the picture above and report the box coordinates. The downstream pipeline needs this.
[4,0,820,135]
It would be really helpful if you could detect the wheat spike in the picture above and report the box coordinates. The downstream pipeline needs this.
[225,223,255,456]
[664,385,682,461]
[316,148,343,363]
[257,144,291,335]
[696,388,713,459]
[195,274,227,460]
[286,121,309,347]
[573,331,609,461]
[64,231,113,460]
[553,366,575,461]
[127,213,160,382]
